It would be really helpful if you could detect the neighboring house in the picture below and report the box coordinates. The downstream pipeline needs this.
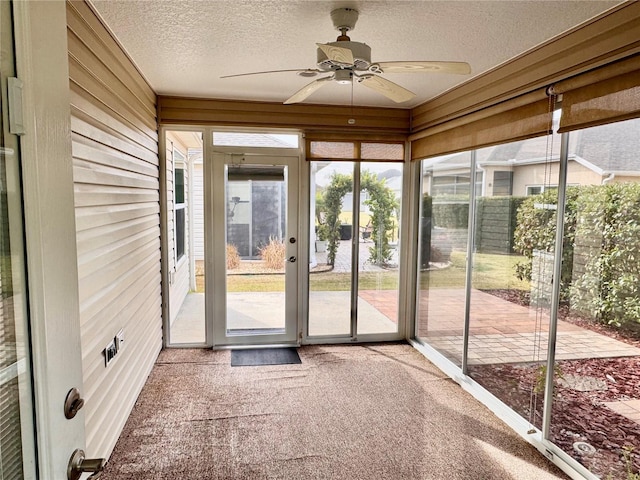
[423,118,640,197]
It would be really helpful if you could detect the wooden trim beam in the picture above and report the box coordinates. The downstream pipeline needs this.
[158,96,410,136]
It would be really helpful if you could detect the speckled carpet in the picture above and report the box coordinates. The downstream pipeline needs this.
[101,343,568,480]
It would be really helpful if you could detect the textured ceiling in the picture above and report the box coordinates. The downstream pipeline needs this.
[90,0,621,109]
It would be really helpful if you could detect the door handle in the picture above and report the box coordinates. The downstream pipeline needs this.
[68,449,106,480]
[287,256,297,263]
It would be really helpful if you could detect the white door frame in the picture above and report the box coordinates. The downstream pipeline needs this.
[13,1,86,477]
[210,152,300,347]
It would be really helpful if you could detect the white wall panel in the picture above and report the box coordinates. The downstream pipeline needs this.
[67,0,162,459]
[193,162,204,260]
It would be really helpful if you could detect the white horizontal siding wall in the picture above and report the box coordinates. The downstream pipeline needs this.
[67,0,162,459]
[193,162,204,261]
[166,132,190,324]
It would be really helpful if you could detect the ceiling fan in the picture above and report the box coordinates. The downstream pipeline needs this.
[221,8,471,105]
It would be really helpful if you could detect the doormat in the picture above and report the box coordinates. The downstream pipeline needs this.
[231,348,301,367]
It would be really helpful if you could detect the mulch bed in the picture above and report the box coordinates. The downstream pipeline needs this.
[472,289,640,479]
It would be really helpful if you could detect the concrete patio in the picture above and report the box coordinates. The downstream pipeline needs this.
[170,289,398,343]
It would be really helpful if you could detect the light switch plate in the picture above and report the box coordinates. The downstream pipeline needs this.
[115,329,124,352]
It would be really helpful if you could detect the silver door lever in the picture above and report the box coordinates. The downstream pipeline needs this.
[68,449,106,480]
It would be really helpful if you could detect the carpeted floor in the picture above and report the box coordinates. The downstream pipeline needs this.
[101,343,568,480]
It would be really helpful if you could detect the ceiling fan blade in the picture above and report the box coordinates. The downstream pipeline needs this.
[284,76,334,104]
[316,43,354,66]
[375,61,471,75]
[221,68,321,79]
[359,75,415,103]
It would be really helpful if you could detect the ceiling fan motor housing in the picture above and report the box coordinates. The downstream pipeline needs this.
[330,8,359,32]
[317,41,372,71]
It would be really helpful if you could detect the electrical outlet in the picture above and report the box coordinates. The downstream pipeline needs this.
[103,340,117,367]
[115,329,124,352]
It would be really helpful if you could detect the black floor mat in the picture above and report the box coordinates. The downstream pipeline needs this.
[231,347,301,367]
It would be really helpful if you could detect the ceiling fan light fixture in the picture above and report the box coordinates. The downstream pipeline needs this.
[334,69,353,85]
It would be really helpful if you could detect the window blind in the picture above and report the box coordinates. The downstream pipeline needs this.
[306,140,405,162]
[411,93,552,160]
[553,54,640,132]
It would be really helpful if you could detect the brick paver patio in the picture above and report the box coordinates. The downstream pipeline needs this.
[415,288,640,365]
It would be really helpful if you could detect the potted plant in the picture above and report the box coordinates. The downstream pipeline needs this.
[315,224,329,253]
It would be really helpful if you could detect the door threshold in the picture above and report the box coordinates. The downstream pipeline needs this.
[212,342,300,350]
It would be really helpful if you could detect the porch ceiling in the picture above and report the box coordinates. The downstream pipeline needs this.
[90,0,621,109]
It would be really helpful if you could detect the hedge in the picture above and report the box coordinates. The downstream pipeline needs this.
[570,183,640,330]
[475,196,525,253]
[513,184,640,331]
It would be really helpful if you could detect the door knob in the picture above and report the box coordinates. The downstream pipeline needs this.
[68,449,106,480]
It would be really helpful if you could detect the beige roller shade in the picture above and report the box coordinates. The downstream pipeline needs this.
[411,95,553,160]
[555,54,640,132]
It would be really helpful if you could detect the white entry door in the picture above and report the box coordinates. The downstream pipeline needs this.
[211,154,299,346]
[9,2,88,478]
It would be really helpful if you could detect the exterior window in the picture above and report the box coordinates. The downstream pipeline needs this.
[526,185,559,196]
[174,164,185,261]
[492,170,513,195]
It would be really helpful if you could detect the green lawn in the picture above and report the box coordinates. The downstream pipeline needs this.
[218,251,529,293]
[419,251,529,291]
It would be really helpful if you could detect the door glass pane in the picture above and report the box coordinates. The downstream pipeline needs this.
[225,165,287,334]
[416,152,472,365]
[309,161,353,336]
[357,162,402,335]
[549,118,640,478]
[166,130,205,344]
[467,134,561,429]
[0,0,37,473]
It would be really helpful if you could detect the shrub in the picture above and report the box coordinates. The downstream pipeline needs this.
[419,195,433,267]
[226,244,241,270]
[259,237,286,270]
[570,183,640,330]
[512,187,579,302]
